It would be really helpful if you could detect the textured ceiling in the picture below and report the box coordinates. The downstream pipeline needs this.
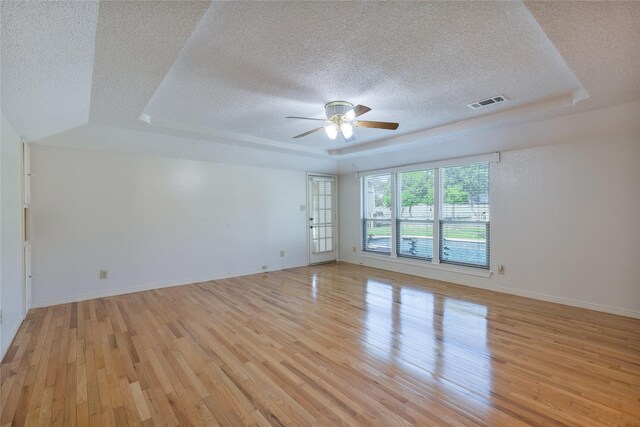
[89,1,210,127]
[0,1,98,140]
[144,1,582,150]
[525,1,640,111]
[1,1,638,166]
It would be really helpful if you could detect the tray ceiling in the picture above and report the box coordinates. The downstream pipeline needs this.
[1,1,637,163]
[143,1,582,151]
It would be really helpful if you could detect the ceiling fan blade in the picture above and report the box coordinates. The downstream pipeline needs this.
[355,120,399,130]
[293,127,324,138]
[286,116,327,122]
[353,105,372,117]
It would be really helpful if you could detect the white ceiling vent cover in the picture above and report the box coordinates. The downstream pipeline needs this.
[468,95,508,109]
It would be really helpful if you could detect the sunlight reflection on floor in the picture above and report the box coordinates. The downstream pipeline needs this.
[363,279,493,408]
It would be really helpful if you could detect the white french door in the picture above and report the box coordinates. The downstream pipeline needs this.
[307,174,337,264]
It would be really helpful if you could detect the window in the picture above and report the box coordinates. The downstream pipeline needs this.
[362,174,392,254]
[361,159,491,270]
[397,170,434,260]
[440,163,490,269]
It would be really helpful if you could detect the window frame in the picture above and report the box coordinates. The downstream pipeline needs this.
[359,153,496,271]
[438,221,490,269]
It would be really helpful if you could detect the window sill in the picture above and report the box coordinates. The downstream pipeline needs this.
[359,252,493,278]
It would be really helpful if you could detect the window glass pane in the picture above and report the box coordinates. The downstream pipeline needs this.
[363,220,392,254]
[440,162,490,268]
[441,163,489,221]
[396,169,434,260]
[440,223,489,267]
[363,174,391,220]
[397,222,433,259]
[397,170,434,220]
[363,174,392,254]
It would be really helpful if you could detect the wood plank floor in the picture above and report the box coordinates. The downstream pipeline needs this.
[1,263,639,426]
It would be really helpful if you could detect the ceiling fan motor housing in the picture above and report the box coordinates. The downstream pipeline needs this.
[325,101,354,119]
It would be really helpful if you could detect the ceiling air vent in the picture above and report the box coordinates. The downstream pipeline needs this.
[468,95,508,110]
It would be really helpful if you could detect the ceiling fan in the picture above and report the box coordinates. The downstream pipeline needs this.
[286,101,399,142]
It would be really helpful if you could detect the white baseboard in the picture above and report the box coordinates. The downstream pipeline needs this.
[30,259,639,319]
[480,284,640,319]
[31,262,308,309]
[461,278,640,319]
[1,312,26,361]
[339,259,640,319]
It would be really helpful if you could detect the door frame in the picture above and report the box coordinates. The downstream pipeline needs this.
[22,139,31,314]
[306,173,339,265]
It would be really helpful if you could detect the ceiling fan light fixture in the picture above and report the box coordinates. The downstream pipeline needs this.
[342,109,355,121]
[340,122,353,139]
[287,101,398,141]
[325,123,338,140]
[325,101,354,119]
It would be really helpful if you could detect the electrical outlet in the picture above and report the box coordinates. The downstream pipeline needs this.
[262,265,268,270]
[100,270,108,279]
[353,246,357,252]
[299,204,305,211]
[280,250,284,257]
[498,265,505,275]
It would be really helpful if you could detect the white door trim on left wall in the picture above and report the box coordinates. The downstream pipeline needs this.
[0,137,29,360]
[23,139,32,314]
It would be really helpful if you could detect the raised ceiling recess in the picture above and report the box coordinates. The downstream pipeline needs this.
[2,1,637,163]
[142,1,584,155]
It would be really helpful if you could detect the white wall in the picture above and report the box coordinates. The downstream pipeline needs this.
[339,130,640,318]
[23,104,640,319]
[1,113,25,359]
[30,145,310,306]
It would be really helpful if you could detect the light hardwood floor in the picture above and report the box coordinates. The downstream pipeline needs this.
[1,263,639,426]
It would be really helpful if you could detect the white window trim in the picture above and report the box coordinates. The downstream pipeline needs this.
[357,152,499,178]
[390,173,397,258]
[360,251,493,278]
[432,167,441,265]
